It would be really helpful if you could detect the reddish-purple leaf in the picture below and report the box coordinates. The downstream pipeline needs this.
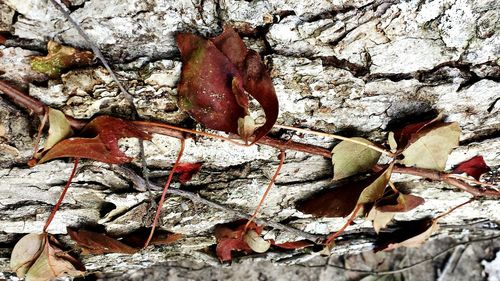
[176,25,278,143]
[39,116,151,164]
[453,155,490,180]
[176,33,248,135]
[173,162,203,184]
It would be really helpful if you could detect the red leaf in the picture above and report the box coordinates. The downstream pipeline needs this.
[176,33,248,135]
[453,155,490,180]
[39,116,151,164]
[173,162,203,184]
[273,240,313,250]
[214,220,262,262]
[176,25,278,143]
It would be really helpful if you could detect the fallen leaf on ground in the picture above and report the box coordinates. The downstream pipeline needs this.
[331,137,382,180]
[400,122,460,171]
[452,155,490,180]
[39,115,151,164]
[31,41,94,78]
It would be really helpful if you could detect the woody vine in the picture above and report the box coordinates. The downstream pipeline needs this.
[0,3,499,279]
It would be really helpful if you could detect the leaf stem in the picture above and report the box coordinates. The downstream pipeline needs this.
[31,110,48,160]
[43,158,79,232]
[244,150,286,231]
[434,199,474,221]
[325,204,362,245]
[143,139,185,249]
[274,124,395,157]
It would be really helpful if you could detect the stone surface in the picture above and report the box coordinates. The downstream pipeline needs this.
[0,0,499,279]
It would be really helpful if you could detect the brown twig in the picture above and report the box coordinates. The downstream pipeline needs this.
[325,204,362,245]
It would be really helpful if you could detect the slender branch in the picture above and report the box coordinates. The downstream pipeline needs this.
[446,174,499,190]
[274,124,395,157]
[111,165,324,243]
[32,110,48,159]
[245,150,286,231]
[43,158,79,232]
[144,139,185,248]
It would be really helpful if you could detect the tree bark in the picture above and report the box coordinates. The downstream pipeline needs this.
[0,0,499,280]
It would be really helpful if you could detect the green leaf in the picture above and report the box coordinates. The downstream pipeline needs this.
[357,163,394,204]
[400,122,460,170]
[332,137,382,180]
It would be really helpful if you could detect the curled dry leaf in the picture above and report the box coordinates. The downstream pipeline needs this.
[375,217,439,251]
[176,25,278,143]
[331,137,382,180]
[10,233,84,280]
[39,115,151,164]
[31,41,94,78]
[367,209,395,233]
[399,122,460,171]
[452,155,490,180]
[297,164,393,217]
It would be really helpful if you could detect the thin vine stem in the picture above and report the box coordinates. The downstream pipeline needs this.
[445,174,499,190]
[244,150,286,231]
[143,139,186,249]
[43,158,79,232]
[31,110,48,160]
[274,124,395,157]
[325,204,362,245]
[435,199,474,221]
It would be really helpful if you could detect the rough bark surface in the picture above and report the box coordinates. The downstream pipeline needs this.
[0,0,499,280]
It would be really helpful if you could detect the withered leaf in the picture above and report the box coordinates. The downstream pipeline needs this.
[10,233,85,280]
[39,115,151,164]
[243,229,271,253]
[400,122,460,171]
[272,240,313,250]
[375,193,425,213]
[297,164,393,218]
[176,25,278,143]
[375,217,439,251]
[367,208,395,233]
[31,41,94,78]
[452,155,490,180]
[331,137,382,180]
